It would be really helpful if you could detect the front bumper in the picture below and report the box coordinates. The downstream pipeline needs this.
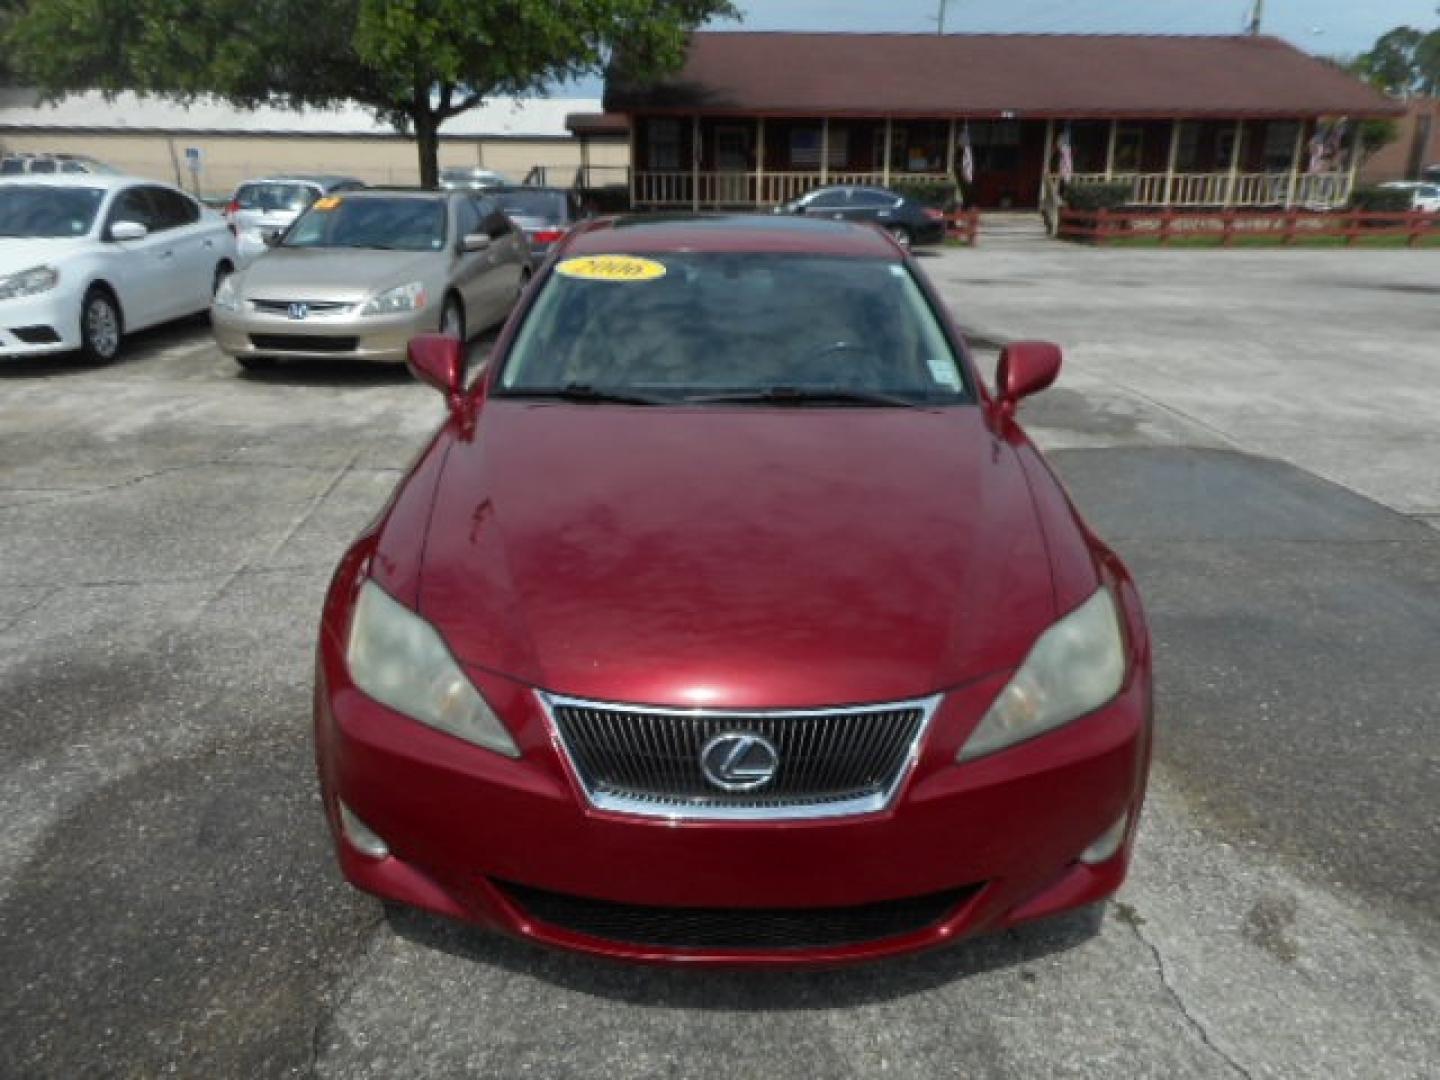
[315,627,1152,965]
[212,304,438,363]
[0,289,81,358]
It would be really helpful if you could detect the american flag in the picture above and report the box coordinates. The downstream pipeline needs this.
[960,123,974,185]
[1057,124,1074,181]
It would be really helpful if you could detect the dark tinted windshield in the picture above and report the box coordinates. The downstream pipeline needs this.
[234,182,318,213]
[499,253,968,404]
[494,190,566,218]
[0,184,105,237]
[283,196,446,251]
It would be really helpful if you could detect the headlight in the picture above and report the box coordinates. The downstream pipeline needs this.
[0,265,59,301]
[212,273,240,312]
[361,281,427,316]
[958,587,1126,762]
[346,580,519,756]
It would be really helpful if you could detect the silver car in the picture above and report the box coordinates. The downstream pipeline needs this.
[224,174,364,261]
[211,188,531,370]
[439,167,506,192]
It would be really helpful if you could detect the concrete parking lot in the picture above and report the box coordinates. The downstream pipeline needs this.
[1,241,1437,1078]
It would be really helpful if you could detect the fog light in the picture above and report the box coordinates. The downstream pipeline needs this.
[338,801,390,860]
[1080,810,1130,865]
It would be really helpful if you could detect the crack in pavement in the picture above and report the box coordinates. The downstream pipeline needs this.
[0,458,400,512]
[307,911,389,1080]
[1124,915,1255,1080]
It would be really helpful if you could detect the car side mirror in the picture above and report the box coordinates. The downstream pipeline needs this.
[995,341,1062,416]
[461,233,491,253]
[408,333,466,412]
[110,220,148,242]
[261,228,283,247]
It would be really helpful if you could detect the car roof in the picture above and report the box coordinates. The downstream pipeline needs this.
[0,173,158,192]
[332,186,449,199]
[240,174,360,188]
[492,185,568,194]
[563,213,900,258]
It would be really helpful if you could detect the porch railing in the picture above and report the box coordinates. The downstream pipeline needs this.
[634,170,953,208]
[1054,171,1353,209]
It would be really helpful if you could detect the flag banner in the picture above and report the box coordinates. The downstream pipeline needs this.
[960,123,974,184]
[1058,124,1074,181]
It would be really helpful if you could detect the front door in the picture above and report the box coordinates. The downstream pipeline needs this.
[964,121,1047,209]
[714,124,750,205]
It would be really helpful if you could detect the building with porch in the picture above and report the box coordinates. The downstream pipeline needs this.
[607,32,1401,212]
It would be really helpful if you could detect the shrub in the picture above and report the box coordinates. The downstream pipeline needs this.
[891,178,959,209]
[1350,185,1412,213]
[1063,182,1133,211]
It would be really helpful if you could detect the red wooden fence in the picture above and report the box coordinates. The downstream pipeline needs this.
[1058,208,1440,247]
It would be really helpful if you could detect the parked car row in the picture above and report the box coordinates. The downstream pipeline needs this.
[1,152,120,176]
[3,169,942,367]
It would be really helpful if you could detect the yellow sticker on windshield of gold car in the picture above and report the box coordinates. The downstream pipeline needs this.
[313,196,341,211]
[555,255,666,282]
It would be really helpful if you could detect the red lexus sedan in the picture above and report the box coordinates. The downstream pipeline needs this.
[314,215,1153,965]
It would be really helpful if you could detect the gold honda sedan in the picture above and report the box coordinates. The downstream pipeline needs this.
[212,188,530,370]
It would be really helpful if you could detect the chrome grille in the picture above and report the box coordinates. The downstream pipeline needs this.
[249,299,353,316]
[545,694,940,820]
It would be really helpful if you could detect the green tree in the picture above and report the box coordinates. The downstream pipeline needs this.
[6,0,738,186]
[1350,25,1440,97]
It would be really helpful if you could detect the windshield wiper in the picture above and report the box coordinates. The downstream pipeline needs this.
[684,386,922,408]
[498,383,671,406]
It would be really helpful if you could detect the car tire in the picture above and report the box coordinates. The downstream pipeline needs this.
[440,295,466,343]
[885,224,912,250]
[235,355,277,372]
[78,286,122,364]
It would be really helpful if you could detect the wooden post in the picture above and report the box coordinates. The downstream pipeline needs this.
[756,116,765,206]
[1104,119,1118,179]
[1225,119,1243,207]
[1283,209,1297,245]
[1041,117,1055,190]
[883,117,892,186]
[1285,120,1305,208]
[820,117,830,184]
[1165,120,1182,205]
[1345,127,1361,206]
[628,118,637,208]
[691,114,701,211]
[1159,208,1173,246]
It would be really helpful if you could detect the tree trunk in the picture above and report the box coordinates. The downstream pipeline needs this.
[414,102,440,189]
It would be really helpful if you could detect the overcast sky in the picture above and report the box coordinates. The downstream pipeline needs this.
[559,1,1436,97]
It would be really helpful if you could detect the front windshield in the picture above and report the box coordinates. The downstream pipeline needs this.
[234,182,317,213]
[282,196,446,251]
[0,184,105,238]
[498,253,969,404]
[494,191,565,218]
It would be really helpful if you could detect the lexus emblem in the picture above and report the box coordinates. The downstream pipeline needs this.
[287,302,309,320]
[699,733,779,792]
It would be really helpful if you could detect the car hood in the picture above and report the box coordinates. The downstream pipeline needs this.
[238,247,440,301]
[0,237,91,271]
[414,403,1066,709]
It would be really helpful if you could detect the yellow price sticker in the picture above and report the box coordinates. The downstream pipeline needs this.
[313,196,341,211]
[555,255,666,283]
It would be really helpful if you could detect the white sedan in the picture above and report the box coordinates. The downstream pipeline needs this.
[1380,181,1440,214]
[0,174,236,362]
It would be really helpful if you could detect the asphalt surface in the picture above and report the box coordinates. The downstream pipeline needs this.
[2,242,1438,1078]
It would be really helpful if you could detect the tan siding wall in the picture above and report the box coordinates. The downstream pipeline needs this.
[1359,99,1439,184]
[0,132,629,197]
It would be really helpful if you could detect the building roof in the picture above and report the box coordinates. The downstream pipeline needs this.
[565,112,630,137]
[0,88,603,139]
[608,32,1401,120]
